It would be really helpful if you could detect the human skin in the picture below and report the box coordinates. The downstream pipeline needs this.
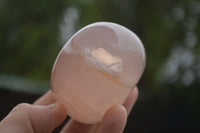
[0,87,138,133]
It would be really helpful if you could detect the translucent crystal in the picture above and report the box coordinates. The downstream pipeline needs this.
[51,22,146,124]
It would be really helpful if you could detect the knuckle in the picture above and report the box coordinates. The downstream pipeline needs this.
[12,103,30,113]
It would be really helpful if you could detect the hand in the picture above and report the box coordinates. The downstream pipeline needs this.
[0,87,138,133]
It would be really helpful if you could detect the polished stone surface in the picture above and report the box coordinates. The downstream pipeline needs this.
[51,22,146,124]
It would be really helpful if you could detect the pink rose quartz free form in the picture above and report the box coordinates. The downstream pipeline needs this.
[51,22,146,124]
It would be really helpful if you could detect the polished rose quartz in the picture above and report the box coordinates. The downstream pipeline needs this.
[51,22,146,124]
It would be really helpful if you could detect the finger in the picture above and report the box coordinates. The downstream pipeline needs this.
[61,120,94,133]
[0,103,67,133]
[34,90,56,105]
[123,87,139,115]
[96,105,127,133]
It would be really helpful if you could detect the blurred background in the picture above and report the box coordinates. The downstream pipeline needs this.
[0,0,200,132]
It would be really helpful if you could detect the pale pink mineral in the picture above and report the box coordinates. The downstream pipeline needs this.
[51,22,146,124]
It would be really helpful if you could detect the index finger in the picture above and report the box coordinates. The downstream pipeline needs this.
[34,90,56,105]
[123,87,139,115]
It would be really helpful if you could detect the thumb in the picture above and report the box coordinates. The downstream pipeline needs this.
[0,103,67,133]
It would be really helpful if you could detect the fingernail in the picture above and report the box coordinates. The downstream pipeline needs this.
[46,103,56,109]
[34,103,56,109]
